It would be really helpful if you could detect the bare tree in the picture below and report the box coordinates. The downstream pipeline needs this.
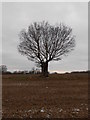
[0,65,7,73]
[18,21,75,77]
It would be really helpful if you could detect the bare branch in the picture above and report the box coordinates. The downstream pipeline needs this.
[18,21,75,69]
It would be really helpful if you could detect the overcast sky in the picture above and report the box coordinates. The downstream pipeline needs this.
[2,2,88,73]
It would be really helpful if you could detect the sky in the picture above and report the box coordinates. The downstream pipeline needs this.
[1,2,88,73]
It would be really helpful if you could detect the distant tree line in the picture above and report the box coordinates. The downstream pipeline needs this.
[13,68,41,74]
[0,65,89,75]
[0,65,41,75]
[71,71,90,74]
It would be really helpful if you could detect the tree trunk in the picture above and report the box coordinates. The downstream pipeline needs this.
[41,62,48,77]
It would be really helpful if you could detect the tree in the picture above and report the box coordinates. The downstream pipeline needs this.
[18,21,75,77]
[0,65,7,73]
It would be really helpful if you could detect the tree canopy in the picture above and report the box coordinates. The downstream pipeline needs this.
[18,21,75,76]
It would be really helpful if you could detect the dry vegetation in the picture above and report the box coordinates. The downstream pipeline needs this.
[2,73,88,119]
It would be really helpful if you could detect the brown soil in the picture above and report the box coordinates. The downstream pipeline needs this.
[2,73,88,118]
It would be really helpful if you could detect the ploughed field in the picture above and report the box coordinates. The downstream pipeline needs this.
[2,73,88,118]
